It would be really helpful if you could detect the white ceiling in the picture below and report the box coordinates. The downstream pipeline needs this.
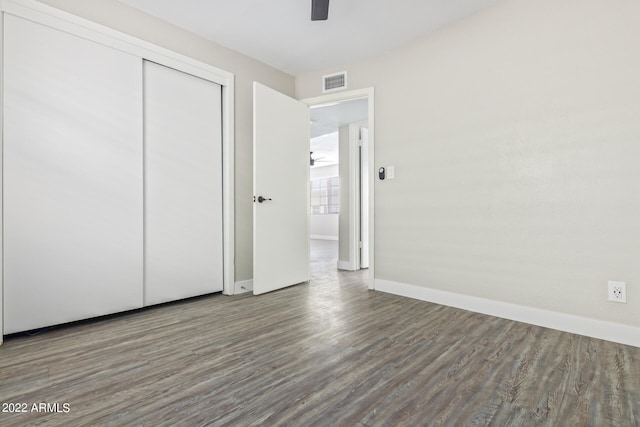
[119,0,497,75]
[310,98,368,138]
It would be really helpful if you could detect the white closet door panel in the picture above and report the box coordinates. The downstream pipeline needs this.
[3,15,143,333]
[144,61,223,306]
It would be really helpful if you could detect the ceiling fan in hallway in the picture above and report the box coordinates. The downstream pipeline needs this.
[311,0,330,21]
[310,152,331,166]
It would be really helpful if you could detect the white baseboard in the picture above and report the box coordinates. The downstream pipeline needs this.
[337,260,355,271]
[234,279,253,294]
[375,279,640,348]
[311,235,338,241]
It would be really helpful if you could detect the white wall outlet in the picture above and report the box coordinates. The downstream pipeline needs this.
[387,166,395,179]
[608,281,626,303]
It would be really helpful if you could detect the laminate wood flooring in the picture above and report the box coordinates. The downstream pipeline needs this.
[1,240,639,426]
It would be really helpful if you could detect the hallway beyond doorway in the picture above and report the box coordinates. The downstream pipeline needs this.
[310,239,368,286]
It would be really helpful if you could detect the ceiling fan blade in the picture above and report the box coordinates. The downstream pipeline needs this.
[311,0,329,21]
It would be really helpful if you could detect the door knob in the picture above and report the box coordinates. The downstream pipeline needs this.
[257,196,271,203]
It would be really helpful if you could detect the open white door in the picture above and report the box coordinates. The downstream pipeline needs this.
[253,82,310,295]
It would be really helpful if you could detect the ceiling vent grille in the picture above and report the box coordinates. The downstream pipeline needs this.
[323,71,347,93]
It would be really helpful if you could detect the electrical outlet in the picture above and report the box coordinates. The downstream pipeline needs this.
[608,281,626,303]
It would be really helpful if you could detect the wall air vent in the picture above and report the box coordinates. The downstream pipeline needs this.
[322,71,347,93]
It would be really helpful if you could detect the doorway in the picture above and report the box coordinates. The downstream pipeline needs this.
[251,84,374,295]
[303,89,375,290]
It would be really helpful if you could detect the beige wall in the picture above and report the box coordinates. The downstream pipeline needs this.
[297,0,640,327]
[337,125,351,264]
[37,0,295,282]
[310,214,338,240]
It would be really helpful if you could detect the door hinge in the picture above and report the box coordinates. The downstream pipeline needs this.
[359,241,363,248]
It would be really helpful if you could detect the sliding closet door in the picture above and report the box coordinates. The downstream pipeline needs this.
[3,15,143,333]
[144,61,223,306]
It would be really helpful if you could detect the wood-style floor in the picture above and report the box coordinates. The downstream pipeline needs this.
[1,240,639,426]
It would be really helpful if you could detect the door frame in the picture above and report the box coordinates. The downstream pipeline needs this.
[354,122,370,271]
[349,121,367,272]
[0,0,236,342]
[301,88,375,290]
